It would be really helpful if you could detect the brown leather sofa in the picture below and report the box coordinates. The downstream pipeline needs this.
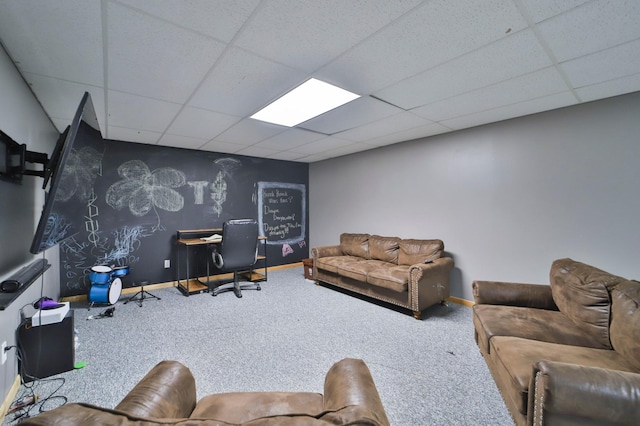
[20,358,390,425]
[472,258,640,426]
[312,233,454,319]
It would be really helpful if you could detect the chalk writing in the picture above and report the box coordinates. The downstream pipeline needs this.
[188,181,208,204]
[85,188,100,247]
[210,171,227,216]
[258,182,306,245]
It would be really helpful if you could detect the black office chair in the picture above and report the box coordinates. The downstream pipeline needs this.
[210,219,261,298]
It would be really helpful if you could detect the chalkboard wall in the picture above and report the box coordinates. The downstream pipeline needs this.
[58,139,308,297]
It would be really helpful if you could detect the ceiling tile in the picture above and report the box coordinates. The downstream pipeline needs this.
[518,0,591,22]
[167,106,240,140]
[318,0,527,94]
[211,118,285,145]
[265,151,310,162]
[290,136,352,155]
[198,140,245,154]
[576,74,640,102]
[335,111,432,142]
[157,134,209,150]
[321,142,376,158]
[440,91,578,130]
[537,0,640,62]
[107,126,162,145]
[253,128,325,150]
[107,1,226,103]
[235,145,281,158]
[115,0,260,42]
[234,0,424,73]
[188,47,307,116]
[107,91,182,132]
[0,0,103,86]
[561,39,640,88]
[411,67,570,121]
[363,122,452,146]
[375,29,553,110]
[23,73,106,131]
[298,96,402,134]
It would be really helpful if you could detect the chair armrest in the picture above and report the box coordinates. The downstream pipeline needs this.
[114,360,197,419]
[529,360,640,426]
[312,245,342,258]
[472,280,558,310]
[323,358,390,426]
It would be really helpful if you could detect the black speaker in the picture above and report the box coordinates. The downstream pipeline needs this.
[0,280,20,293]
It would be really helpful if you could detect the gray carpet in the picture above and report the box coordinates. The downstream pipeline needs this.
[5,267,512,425]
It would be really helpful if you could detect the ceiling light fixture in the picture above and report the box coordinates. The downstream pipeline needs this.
[250,78,360,127]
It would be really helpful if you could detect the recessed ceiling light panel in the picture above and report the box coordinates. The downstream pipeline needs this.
[250,78,360,127]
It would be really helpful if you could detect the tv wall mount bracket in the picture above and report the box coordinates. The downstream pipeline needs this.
[0,129,49,184]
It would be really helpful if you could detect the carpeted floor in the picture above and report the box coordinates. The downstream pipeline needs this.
[5,267,512,425]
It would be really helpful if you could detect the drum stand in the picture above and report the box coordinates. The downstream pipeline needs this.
[124,281,161,307]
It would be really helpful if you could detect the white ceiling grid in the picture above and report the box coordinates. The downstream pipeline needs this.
[0,0,638,162]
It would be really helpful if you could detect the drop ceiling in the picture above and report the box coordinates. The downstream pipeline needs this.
[0,0,638,163]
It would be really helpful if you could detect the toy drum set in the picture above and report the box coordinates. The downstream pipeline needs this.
[88,265,128,307]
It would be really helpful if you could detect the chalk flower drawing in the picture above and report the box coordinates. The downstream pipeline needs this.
[106,160,186,217]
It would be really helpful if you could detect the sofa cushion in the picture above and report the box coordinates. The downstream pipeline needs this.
[192,392,324,423]
[337,260,387,282]
[367,265,410,293]
[610,280,640,371]
[368,235,399,264]
[340,233,370,259]
[397,239,443,265]
[472,305,604,355]
[489,336,636,416]
[315,255,362,273]
[549,258,627,350]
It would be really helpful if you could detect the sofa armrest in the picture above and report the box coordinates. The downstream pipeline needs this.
[323,358,390,426]
[472,280,558,310]
[312,245,342,258]
[408,257,454,307]
[529,360,640,426]
[114,360,197,419]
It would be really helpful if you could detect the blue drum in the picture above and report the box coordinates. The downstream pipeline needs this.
[112,265,129,278]
[89,265,112,284]
[88,278,122,305]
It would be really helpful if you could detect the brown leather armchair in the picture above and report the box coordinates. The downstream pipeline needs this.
[20,358,390,425]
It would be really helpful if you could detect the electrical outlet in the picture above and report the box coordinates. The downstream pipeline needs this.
[164,259,170,268]
[1,341,7,365]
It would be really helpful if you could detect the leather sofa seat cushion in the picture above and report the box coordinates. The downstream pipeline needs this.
[340,233,370,259]
[337,260,389,282]
[367,265,410,293]
[397,239,443,265]
[490,336,636,416]
[192,392,324,423]
[549,258,627,350]
[368,235,399,263]
[473,305,604,355]
[610,280,640,370]
[315,255,362,273]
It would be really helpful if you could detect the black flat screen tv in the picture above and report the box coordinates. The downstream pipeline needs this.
[30,92,104,254]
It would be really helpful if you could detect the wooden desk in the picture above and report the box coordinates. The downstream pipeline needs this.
[176,228,221,296]
[175,229,268,296]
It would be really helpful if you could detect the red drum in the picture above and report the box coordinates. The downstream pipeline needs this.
[89,265,112,284]
[88,278,122,305]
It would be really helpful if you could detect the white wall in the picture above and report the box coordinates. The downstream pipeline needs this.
[309,92,640,302]
[0,44,60,407]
